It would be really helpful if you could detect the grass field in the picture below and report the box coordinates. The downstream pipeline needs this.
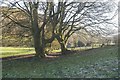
[0,46,95,58]
[0,47,35,58]
[2,46,118,78]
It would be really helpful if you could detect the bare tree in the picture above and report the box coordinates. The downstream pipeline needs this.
[53,1,117,54]
[0,1,58,57]
[0,0,117,56]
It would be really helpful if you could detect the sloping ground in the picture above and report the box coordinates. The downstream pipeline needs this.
[2,46,118,78]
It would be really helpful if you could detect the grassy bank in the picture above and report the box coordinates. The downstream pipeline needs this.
[2,46,118,78]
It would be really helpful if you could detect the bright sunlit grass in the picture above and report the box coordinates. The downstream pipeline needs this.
[0,47,35,58]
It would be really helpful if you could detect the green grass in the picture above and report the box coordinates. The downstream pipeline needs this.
[2,46,118,78]
[0,46,96,58]
[0,47,35,58]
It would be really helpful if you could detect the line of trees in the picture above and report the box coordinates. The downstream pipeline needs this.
[0,0,117,58]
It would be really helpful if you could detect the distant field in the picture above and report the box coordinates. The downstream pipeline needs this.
[0,47,35,58]
[2,46,118,78]
[0,46,96,58]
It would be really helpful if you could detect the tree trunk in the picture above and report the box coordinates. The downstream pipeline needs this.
[56,35,68,54]
[60,42,67,54]
[33,31,45,58]
[31,3,45,58]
